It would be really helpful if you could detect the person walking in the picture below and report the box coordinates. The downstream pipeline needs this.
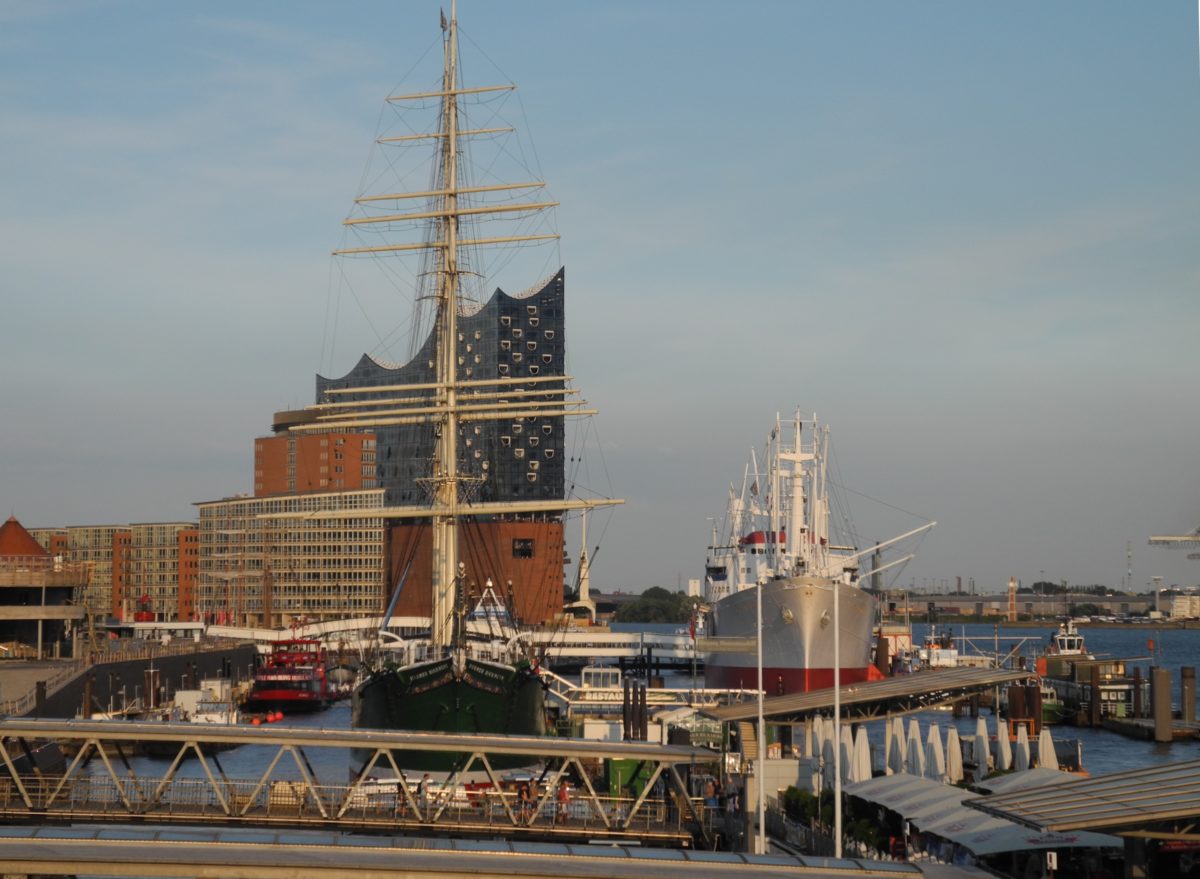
[418,773,432,815]
[518,781,533,824]
[555,779,570,825]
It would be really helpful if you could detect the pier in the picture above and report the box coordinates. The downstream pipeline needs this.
[705,667,1033,724]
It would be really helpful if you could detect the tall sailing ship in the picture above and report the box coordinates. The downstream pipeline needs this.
[703,413,932,694]
[273,5,619,767]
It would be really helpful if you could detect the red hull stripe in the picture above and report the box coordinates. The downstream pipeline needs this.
[249,690,325,702]
[706,664,887,695]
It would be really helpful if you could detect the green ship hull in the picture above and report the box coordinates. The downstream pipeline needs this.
[352,655,548,771]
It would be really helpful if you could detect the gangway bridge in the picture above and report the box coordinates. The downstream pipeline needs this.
[207,618,726,668]
[0,719,716,848]
[539,666,756,712]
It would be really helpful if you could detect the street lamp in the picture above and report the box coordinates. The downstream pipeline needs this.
[833,573,842,858]
[755,572,765,855]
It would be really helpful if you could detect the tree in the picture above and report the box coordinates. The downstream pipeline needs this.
[613,587,694,623]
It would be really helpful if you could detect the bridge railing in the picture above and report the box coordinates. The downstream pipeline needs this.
[0,660,85,716]
[0,772,715,840]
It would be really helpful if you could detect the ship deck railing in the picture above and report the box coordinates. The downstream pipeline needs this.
[539,668,759,713]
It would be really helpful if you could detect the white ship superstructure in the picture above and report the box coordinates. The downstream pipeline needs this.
[702,413,931,693]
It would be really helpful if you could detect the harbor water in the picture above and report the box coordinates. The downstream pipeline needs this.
[902,622,1200,776]
[81,621,1199,783]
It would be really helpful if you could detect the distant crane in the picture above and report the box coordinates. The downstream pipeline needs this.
[1148,525,1200,550]
[1147,524,1200,581]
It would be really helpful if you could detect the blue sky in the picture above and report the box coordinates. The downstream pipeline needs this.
[2,1,1197,594]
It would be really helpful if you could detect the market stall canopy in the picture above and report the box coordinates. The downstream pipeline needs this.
[968,758,1200,841]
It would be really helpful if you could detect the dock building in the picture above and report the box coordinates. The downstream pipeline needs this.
[0,516,85,658]
[60,524,127,617]
[28,522,202,624]
[253,431,378,495]
[195,489,386,628]
[119,522,199,622]
[881,591,1154,620]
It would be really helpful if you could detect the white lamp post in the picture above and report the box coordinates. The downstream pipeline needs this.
[833,575,842,858]
[756,573,765,854]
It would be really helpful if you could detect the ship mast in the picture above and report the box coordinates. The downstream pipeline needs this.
[274,3,623,646]
[431,4,463,649]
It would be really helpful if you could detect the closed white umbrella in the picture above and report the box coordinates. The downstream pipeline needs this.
[994,713,1012,772]
[887,716,907,775]
[907,718,922,754]
[810,715,824,758]
[840,723,855,785]
[883,718,896,776]
[924,724,946,782]
[822,729,838,789]
[905,726,926,776]
[973,716,990,781]
[1014,723,1031,772]
[945,726,964,784]
[807,752,822,794]
[1037,727,1058,771]
[810,716,827,793]
[852,725,872,783]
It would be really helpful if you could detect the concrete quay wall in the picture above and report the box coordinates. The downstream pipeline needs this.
[7,642,257,719]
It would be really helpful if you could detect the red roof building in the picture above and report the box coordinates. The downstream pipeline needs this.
[0,516,50,559]
[0,515,86,658]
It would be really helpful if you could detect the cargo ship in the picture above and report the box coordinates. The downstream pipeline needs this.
[703,413,932,694]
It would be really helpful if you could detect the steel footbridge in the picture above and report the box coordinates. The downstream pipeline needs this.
[0,719,715,848]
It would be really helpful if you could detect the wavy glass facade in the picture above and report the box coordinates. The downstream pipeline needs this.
[316,270,566,507]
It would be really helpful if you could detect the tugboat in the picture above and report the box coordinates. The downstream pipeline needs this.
[1033,620,1153,725]
[242,638,338,714]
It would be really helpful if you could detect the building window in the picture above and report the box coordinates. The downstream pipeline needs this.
[512,539,534,559]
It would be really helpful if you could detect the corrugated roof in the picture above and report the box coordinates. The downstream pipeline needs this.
[0,516,49,558]
[845,772,1123,856]
[703,667,1032,722]
[967,759,1200,837]
[922,812,1122,856]
[975,767,1076,796]
[845,774,977,819]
